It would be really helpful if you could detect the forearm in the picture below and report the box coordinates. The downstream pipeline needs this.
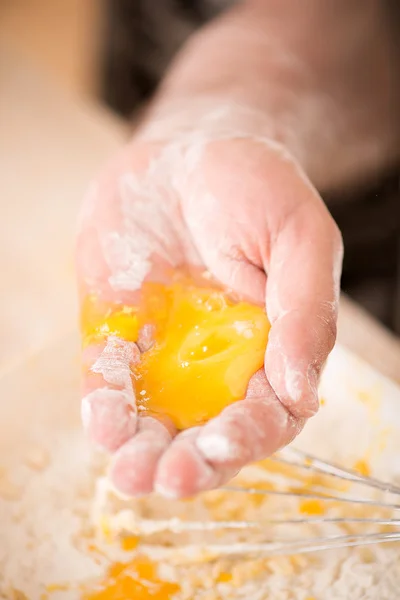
[136,0,399,191]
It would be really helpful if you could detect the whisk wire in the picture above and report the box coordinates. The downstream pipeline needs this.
[104,447,400,559]
[168,532,400,561]
[221,485,400,512]
[275,447,400,496]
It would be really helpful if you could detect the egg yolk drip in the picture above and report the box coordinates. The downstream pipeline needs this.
[82,276,270,429]
[82,556,180,600]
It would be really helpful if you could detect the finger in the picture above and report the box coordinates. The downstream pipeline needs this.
[109,416,176,497]
[264,177,343,419]
[196,370,303,470]
[154,427,237,498]
[81,336,140,452]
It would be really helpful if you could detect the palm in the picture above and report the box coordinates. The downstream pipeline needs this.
[77,138,342,498]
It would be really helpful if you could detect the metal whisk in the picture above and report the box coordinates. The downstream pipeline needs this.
[95,447,400,561]
[216,447,400,558]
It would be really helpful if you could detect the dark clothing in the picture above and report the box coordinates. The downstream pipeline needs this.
[100,0,400,333]
[100,1,228,117]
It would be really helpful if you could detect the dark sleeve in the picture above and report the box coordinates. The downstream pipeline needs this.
[99,0,229,117]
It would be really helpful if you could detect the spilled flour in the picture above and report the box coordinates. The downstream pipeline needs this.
[1,341,400,599]
[0,431,102,597]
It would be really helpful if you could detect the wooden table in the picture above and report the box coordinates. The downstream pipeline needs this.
[1,45,400,383]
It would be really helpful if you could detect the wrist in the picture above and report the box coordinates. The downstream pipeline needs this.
[136,97,278,142]
[133,0,399,192]
[134,93,332,186]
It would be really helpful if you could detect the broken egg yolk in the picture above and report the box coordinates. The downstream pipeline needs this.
[82,276,270,430]
[81,298,139,346]
[82,556,180,600]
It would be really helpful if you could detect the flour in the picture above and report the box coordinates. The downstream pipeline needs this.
[91,335,138,388]
[101,168,190,294]
[2,427,400,599]
[91,448,400,599]
[82,337,140,451]
[102,230,152,293]
[0,431,103,599]
[196,432,238,462]
[135,97,333,191]
[2,337,400,599]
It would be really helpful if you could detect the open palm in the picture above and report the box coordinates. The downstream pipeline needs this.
[76,136,343,498]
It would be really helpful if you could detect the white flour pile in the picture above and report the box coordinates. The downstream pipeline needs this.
[0,343,400,599]
[1,429,400,599]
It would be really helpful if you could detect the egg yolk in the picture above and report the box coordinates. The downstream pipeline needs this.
[81,275,270,429]
[299,499,326,516]
[82,556,180,600]
[81,296,139,346]
[353,459,371,477]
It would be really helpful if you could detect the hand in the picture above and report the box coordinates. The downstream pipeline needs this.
[76,135,343,498]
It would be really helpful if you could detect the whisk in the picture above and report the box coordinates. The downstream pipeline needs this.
[95,446,400,561]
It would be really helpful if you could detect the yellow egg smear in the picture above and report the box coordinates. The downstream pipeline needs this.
[299,499,326,516]
[81,556,180,600]
[81,273,270,430]
[353,459,371,477]
[135,280,270,429]
[81,295,139,346]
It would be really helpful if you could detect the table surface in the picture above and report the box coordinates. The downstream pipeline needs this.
[1,44,400,383]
